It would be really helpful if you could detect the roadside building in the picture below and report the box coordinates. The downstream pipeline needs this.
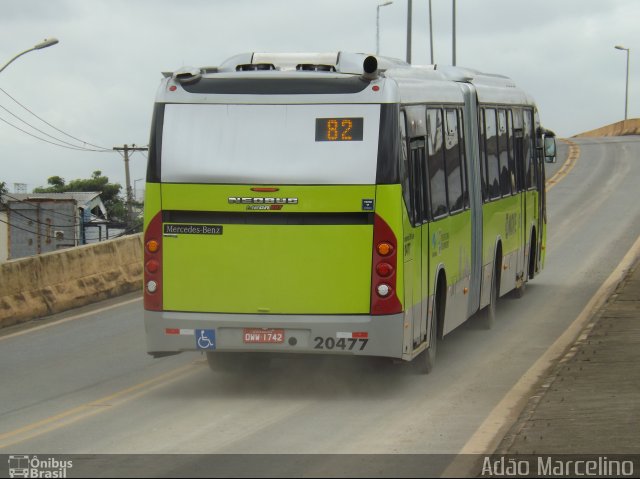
[0,192,117,261]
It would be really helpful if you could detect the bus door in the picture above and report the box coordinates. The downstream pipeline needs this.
[512,110,527,282]
[535,127,547,273]
[408,138,429,346]
[522,109,537,276]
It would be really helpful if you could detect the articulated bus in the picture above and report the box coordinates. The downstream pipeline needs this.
[143,52,556,373]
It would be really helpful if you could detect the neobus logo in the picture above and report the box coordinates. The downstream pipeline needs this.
[228,197,298,205]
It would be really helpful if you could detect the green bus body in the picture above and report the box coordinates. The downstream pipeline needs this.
[143,53,550,371]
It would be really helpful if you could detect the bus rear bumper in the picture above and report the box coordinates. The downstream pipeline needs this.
[144,310,405,359]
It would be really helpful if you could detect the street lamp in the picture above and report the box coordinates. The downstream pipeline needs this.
[614,45,630,121]
[376,1,393,56]
[0,38,59,74]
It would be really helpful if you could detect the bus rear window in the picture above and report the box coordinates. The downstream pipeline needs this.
[160,103,380,185]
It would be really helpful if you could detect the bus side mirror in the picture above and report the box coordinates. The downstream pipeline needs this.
[544,137,557,163]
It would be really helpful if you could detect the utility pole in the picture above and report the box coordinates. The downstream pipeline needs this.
[113,144,148,229]
[406,0,412,64]
[452,0,457,66]
[429,0,434,64]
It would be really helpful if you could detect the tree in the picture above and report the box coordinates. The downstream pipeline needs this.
[41,176,65,191]
[0,181,7,207]
[34,171,127,222]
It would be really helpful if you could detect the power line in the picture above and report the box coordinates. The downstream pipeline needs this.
[0,86,111,151]
[0,114,112,152]
[1,212,135,243]
[2,192,80,220]
[0,104,109,152]
[110,223,142,239]
[0,216,60,240]
[7,205,80,228]
[1,212,127,242]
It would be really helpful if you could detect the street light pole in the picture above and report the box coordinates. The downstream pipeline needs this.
[428,0,434,64]
[452,0,457,66]
[406,0,412,64]
[615,45,630,121]
[0,38,59,74]
[376,1,393,56]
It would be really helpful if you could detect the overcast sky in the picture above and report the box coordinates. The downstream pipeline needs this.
[0,0,637,195]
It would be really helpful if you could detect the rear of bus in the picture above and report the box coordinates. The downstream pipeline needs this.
[143,53,407,362]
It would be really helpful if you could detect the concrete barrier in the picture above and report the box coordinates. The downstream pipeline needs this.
[0,233,143,328]
[573,118,640,138]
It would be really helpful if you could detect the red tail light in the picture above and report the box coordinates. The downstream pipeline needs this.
[376,262,394,277]
[144,212,163,311]
[370,214,402,315]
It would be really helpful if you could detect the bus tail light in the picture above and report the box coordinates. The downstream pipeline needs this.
[144,212,163,311]
[377,242,394,256]
[376,283,391,297]
[370,214,402,315]
[376,262,394,277]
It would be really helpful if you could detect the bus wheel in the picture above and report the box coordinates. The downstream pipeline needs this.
[482,267,498,330]
[415,296,440,374]
[424,303,438,374]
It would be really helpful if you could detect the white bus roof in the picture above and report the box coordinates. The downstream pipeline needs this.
[156,52,535,108]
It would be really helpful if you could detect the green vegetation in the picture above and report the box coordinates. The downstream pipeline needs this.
[0,181,7,206]
[34,171,129,222]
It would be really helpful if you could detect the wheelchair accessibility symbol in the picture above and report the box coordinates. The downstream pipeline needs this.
[196,329,216,350]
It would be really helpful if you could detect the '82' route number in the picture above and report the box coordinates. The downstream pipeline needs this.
[313,337,368,351]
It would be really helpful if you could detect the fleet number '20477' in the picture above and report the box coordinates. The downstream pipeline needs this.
[314,337,369,351]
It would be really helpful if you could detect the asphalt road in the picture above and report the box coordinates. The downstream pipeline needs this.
[1,137,640,474]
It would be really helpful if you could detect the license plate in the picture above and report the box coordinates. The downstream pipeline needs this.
[242,328,285,344]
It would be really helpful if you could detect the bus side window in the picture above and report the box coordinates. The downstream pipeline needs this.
[485,109,501,200]
[512,108,524,193]
[445,109,464,213]
[497,109,511,197]
[506,110,516,194]
[478,109,488,202]
[410,139,427,225]
[458,109,469,209]
[399,111,413,217]
[513,128,525,192]
[523,109,535,190]
[427,108,448,218]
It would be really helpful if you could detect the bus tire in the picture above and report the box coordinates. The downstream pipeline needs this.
[415,275,444,374]
[423,299,438,374]
[413,301,438,375]
[529,231,537,280]
[482,257,500,330]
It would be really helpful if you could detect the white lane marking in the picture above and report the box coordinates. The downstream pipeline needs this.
[0,297,142,342]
